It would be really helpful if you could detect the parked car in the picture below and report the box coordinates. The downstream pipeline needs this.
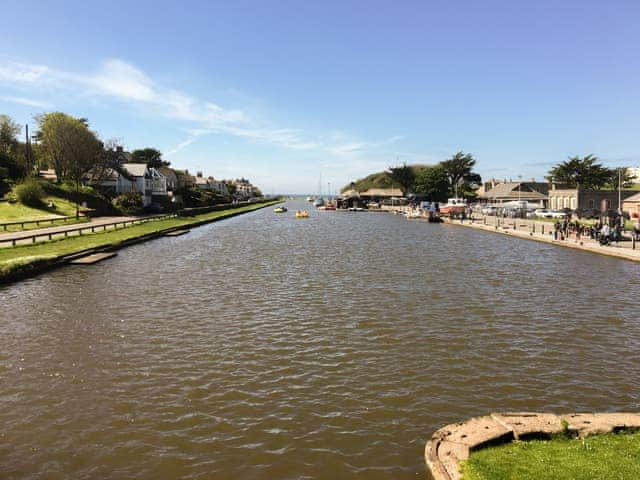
[534,208,552,218]
[549,210,567,218]
[481,205,497,215]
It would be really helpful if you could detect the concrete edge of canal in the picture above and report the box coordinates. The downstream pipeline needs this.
[425,412,640,480]
[0,200,281,286]
[443,217,640,263]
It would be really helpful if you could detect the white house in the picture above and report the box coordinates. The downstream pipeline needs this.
[209,177,229,196]
[117,163,168,206]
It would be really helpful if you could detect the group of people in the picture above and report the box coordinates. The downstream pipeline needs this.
[553,217,640,246]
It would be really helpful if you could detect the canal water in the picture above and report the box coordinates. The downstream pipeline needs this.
[2,200,640,479]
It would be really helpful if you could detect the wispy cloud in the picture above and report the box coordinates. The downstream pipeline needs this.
[0,95,51,108]
[0,59,400,159]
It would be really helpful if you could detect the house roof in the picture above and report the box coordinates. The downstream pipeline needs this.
[479,182,547,200]
[359,188,404,197]
[623,192,640,202]
[158,166,178,182]
[341,189,360,198]
[85,167,118,181]
[121,163,149,177]
[38,169,57,181]
[194,176,209,185]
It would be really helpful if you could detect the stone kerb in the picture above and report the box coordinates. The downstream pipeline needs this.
[424,412,640,480]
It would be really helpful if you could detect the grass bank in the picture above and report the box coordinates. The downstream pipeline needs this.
[0,200,280,283]
[462,432,640,480]
[0,196,90,231]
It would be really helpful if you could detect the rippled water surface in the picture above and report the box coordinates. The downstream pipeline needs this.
[2,200,640,479]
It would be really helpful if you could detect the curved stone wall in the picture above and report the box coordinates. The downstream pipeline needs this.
[425,412,640,480]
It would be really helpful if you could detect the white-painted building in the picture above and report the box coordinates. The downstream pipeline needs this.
[117,163,167,206]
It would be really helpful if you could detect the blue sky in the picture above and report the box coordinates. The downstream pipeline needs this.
[1,0,639,193]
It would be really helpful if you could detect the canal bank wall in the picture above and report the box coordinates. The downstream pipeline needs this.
[0,200,280,286]
[425,412,640,480]
[443,217,640,263]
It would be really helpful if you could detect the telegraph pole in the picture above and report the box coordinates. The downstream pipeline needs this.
[25,124,32,175]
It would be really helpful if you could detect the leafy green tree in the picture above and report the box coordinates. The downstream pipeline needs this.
[547,155,613,189]
[36,112,102,216]
[0,114,21,156]
[413,165,450,201]
[440,151,480,195]
[388,162,415,195]
[131,148,169,168]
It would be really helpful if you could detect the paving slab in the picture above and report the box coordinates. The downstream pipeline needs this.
[562,412,640,437]
[438,416,513,449]
[492,412,563,439]
[437,441,469,480]
[165,229,190,237]
[70,252,117,265]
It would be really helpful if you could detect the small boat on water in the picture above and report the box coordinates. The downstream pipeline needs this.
[295,210,310,218]
[439,197,467,216]
[274,206,288,213]
[313,197,325,208]
[306,196,314,202]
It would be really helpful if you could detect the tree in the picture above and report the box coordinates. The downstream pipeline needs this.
[37,112,102,183]
[0,114,21,156]
[131,148,169,168]
[440,151,481,197]
[547,155,613,189]
[413,165,450,202]
[36,112,102,216]
[388,162,415,195]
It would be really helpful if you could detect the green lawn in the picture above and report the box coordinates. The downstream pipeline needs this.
[0,201,279,278]
[0,196,86,231]
[462,432,640,480]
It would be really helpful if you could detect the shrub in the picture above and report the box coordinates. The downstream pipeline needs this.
[112,192,144,214]
[14,178,45,207]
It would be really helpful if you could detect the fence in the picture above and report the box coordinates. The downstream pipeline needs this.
[0,215,80,231]
[0,214,176,247]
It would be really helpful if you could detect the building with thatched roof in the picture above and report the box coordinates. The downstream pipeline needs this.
[622,191,640,217]
[478,181,549,206]
[359,188,404,199]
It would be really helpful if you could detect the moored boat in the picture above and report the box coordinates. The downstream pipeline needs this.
[274,206,288,213]
[438,197,467,216]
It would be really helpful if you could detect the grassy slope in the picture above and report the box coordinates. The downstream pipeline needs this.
[342,165,428,192]
[0,201,278,277]
[0,183,93,231]
[0,196,78,220]
[462,433,640,480]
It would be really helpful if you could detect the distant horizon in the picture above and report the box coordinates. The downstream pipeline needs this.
[2,0,640,193]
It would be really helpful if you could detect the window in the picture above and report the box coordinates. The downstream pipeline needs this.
[588,199,595,209]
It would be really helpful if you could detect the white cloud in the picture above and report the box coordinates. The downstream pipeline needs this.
[0,96,51,108]
[0,58,403,160]
[0,62,49,83]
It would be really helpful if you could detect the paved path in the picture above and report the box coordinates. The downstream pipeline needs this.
[448,214,640,262]
[0,216,140,246]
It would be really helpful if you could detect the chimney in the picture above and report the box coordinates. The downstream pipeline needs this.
[116,146,123,153]
[196,171,203,178]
